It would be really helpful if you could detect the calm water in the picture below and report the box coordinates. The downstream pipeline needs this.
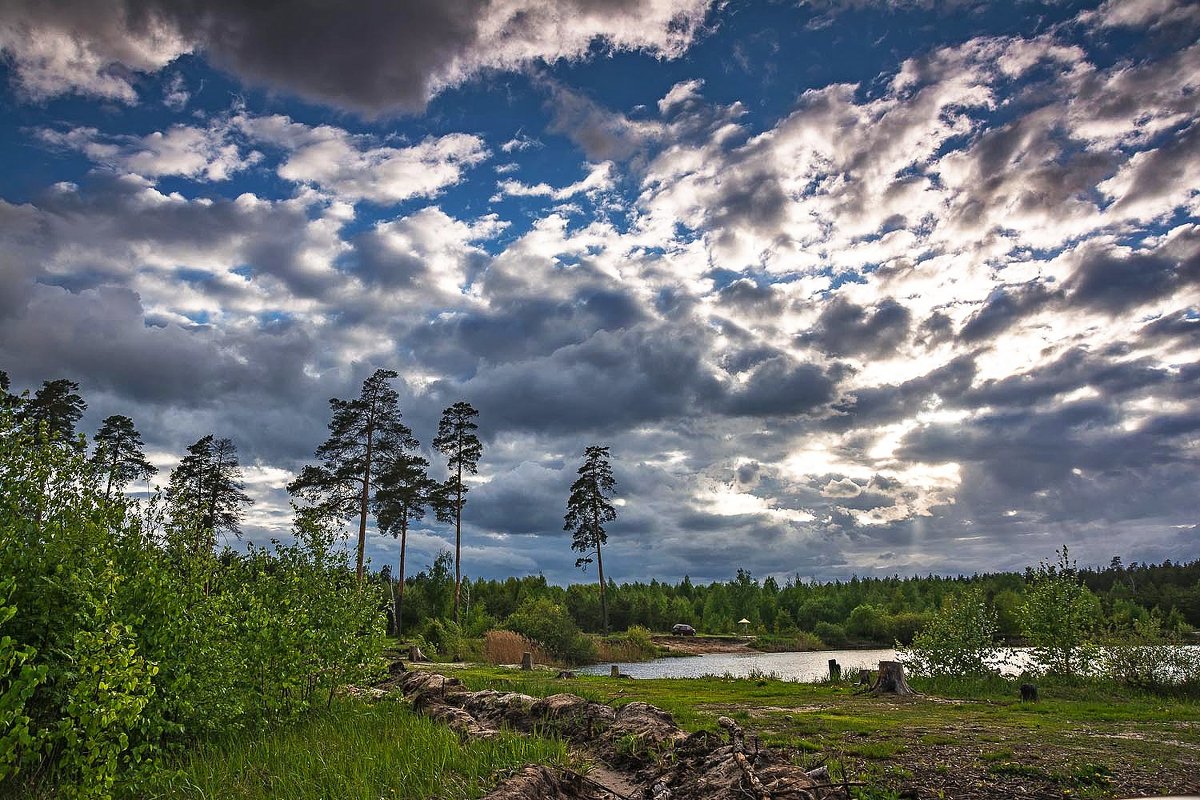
[578,648,1034,682]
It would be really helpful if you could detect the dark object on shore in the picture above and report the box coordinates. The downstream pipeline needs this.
[1020,683,1039,702]
[556,670,575,679]
[671,623,696,636]
[522,651,534,671]
[409,645,430,662]
[861,660,916,696]
[828,658,841,681]
[858,668,873,685]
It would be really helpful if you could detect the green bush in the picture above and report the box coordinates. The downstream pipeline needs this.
[503,597,597,665]
[0,413,386,798]
[813,621,848,647]
[900,587,1003,678]
[1022,547,1102,676]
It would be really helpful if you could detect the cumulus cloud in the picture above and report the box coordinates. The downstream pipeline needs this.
[38,124,258,181]
[0,0,714,113]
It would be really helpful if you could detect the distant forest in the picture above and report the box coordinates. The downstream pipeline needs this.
[390,554,1200,646]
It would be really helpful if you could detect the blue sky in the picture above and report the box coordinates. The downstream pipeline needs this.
[1,0,1198,584]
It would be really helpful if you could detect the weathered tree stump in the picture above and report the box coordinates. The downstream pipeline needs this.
[828,658,841,681]
[858,668,873,686]
[867,660,915,695]
[610,664,621,678]
[409,645,430,662]
[1020,683,1039,702]
[521,651,534,671]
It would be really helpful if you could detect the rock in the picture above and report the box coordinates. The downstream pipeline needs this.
[481,766,620,800]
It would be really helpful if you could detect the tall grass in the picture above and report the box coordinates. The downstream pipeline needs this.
[148,698,569,800]
[483,630,555,667]
[594,625,660,662]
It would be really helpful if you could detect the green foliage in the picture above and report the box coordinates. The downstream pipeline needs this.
[1102,613,1200,689]
[901,587,1003,678]
[503,597,597,665]
[0,408,385,798]
[0,579,45,784]
[1022,547,1102,676]
[154,699,569,800]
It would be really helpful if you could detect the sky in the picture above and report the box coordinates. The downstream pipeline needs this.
[1,0,1198,585]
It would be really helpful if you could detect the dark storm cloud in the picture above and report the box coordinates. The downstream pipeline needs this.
[829,353,977,428]
[958,281,1062,343]
[796,296,912,357]
[1065,239,1200,315]
[966,347,1176,410]
[0,0,712,114]
[722,356,839,417]
[429,324,723,435]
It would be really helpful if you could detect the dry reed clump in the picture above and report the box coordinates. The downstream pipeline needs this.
[484,630,556,666]
[594,638,646,663]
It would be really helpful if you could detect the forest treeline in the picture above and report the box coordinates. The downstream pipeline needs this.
[393,552,1200,649]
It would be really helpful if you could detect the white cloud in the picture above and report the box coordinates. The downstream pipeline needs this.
[239,115,489,204]
[39,124,258,182]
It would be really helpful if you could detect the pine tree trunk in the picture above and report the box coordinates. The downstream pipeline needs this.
[396,517,408,636]
[595,536,608,635]
[454,459,462,625]
[357,425,373,582]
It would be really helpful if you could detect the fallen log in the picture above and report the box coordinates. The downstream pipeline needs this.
[393,667,843,800]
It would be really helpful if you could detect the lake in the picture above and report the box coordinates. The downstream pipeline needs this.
[578,648,1035,682]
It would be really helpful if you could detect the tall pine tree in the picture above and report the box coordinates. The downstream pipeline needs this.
[433,401,481,624]
[289,369,415,580]
[90,414,156,499]
[565,445,617,633]
[166,434,252,553]
[20,378,85,446]
[374,449,436,635]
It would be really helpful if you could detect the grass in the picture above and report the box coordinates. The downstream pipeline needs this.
[147,697,570,800]
[436,664,1200,798]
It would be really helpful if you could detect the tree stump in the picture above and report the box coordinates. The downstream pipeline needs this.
[521,651,534,671]
[409,645,430,662]
[858,668,873,686]
[610,665,621,678]
[867,660,915,695]
[828,658,841,681]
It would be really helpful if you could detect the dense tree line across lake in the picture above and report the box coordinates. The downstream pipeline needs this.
[393,553,1200,650]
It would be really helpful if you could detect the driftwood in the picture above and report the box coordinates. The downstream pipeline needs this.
[393,668,843,800]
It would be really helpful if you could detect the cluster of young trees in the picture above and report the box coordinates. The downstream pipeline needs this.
[287,369,483,635]
[0,375,384,799]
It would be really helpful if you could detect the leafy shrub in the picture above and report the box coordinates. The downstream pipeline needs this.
[813,622,848,647]
[1022,547,1102,676]
[595,625,659,662]
[1102,614,1200,689]
[0,412,386,798]
[900,587,1003,678]
[502,598,597,665]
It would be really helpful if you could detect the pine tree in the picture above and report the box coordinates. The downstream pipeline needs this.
[432,401,481,624]
[19,378,85,446]
[374,449,436,635]
[167,434,252,553]
[90,414,156,499]
[289,369,415,580]
[565,445,617,633]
